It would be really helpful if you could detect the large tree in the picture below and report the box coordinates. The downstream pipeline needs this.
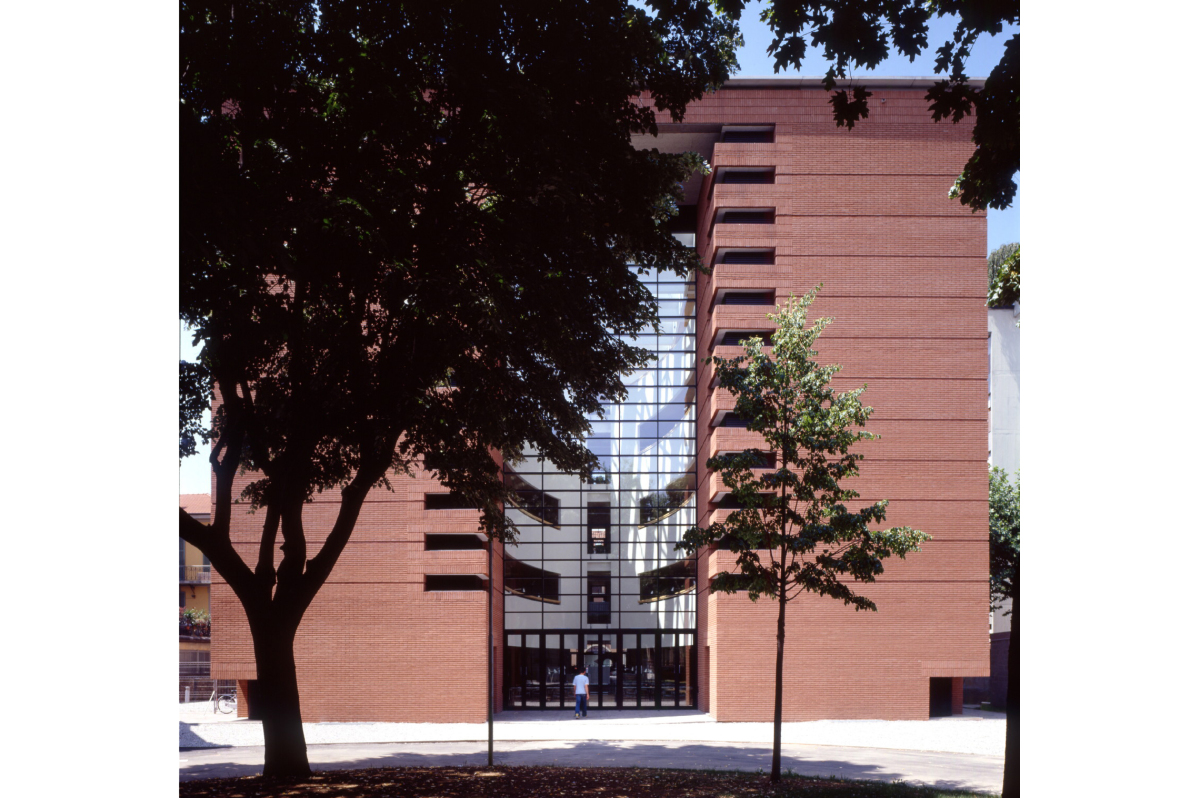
[678,288,929,782]
[180,0,739,778]
[718,0,1018,211]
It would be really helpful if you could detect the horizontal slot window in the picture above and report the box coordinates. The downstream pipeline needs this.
[425,574,486,591]
[638,472,697,526]
[424,493,476,510]
[717,209,774,225]
[639,559,698,603]
[720,413,748,428]
[504,559,561,603]
[719,250,774,265]
[714,449,777,468]
[503,466,562,527]
[721,126,774,144]
[719,331,773,347]
[425,534,485,551]
[719,168,774,184]
[722,292,775,306]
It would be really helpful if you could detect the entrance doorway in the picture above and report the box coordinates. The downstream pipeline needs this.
[503,629,697,710]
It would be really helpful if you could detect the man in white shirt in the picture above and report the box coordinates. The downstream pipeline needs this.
[572,665,590,718]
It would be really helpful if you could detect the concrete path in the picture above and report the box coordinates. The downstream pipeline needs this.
[179,739,1002,794]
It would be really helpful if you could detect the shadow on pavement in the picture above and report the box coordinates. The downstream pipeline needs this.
[179,739,1001,793]
[180,722,236,750]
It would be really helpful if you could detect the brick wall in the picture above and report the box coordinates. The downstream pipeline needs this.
[211,467,502,722]
[209,82,989,723]
[686,84,990,721]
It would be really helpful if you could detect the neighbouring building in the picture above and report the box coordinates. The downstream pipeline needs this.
[986,300,1020,707]
[210,78,991,722]
[180,493,213,701]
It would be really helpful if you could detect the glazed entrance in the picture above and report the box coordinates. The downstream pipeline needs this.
[504,630,697,709]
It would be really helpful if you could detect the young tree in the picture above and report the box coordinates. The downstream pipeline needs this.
[989,467,1020,610]
[987,242,1020,290]
[678,287,929,782]
[989,467,1020,797]
[180,0,739,778]
[717,0,1019,211]
[988,244,1021,309]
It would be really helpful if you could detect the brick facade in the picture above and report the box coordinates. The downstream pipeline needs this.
[209,79,989,723]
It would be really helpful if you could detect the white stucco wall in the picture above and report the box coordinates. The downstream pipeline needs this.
[987,303,1019,634]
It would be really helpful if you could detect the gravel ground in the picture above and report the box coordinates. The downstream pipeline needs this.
[180,705,1006,757]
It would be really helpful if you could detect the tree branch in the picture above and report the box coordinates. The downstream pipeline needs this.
[180,507,256,601]
[297,443,398,611]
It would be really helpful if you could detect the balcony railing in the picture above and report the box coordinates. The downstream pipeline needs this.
[180,564,211,584]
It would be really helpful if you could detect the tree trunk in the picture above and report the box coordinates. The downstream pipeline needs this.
[771,590,786,782]
[1002,562,1019,797]
[251,616,311,779]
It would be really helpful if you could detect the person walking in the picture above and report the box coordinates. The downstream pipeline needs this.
[572,664,590,719]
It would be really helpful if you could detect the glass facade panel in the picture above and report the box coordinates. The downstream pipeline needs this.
[503,259,699,709]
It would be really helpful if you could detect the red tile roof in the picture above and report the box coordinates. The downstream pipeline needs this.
[179,494,211,515]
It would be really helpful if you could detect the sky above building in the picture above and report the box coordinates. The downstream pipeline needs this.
[179,7,1020,495]
[729,1,1019,253]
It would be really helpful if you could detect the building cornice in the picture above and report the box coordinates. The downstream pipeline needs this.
[719,76,986,90]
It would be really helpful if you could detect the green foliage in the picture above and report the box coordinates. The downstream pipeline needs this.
[180,3,741,776]
[716,0,1019,211]
[179,607,211,637]
[678,286,929,609]
[987,244,1020,308]
[180,0,741,540]
[987,242,1019,287]
[988,467,1019,608]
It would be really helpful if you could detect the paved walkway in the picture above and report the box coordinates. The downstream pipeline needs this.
[180,705,1006,793]
[179,740,1002,794]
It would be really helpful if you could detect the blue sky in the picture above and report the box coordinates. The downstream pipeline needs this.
[729,1,1019,252]
[179,6,1019,494]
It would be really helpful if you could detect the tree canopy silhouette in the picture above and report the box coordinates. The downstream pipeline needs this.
[180,0,739,779]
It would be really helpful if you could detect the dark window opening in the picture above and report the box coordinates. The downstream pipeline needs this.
[714,449,776,468]
[720,413,748,428]
[504,559,561,603]
[425,493,476,510]
[425,533,485,551]
[425,574,486,591]
[245,680,264,720]
[720,169,774,184]
[719,331,773,347]
[930,677,953,717]
[504,466,561,526]
[709,572,754,589]
[722,128,774,143]
[746,450,777,468]
[719,210,774,225]
[587,573,611,624]
[639,559,698,603]
[587,502,612,554]
[714,492,775,510]
[722,291,775,306]
[720,250,774,265]
[638,472,697,526]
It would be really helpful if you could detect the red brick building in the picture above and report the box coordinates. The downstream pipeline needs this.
[211,79,990,722]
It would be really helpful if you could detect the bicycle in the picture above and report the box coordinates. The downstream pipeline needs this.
[210,689,237,714]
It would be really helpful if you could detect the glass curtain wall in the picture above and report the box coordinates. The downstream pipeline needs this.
[503,238,698,709]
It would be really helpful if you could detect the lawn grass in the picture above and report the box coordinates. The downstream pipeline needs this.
[179,765,997,797]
